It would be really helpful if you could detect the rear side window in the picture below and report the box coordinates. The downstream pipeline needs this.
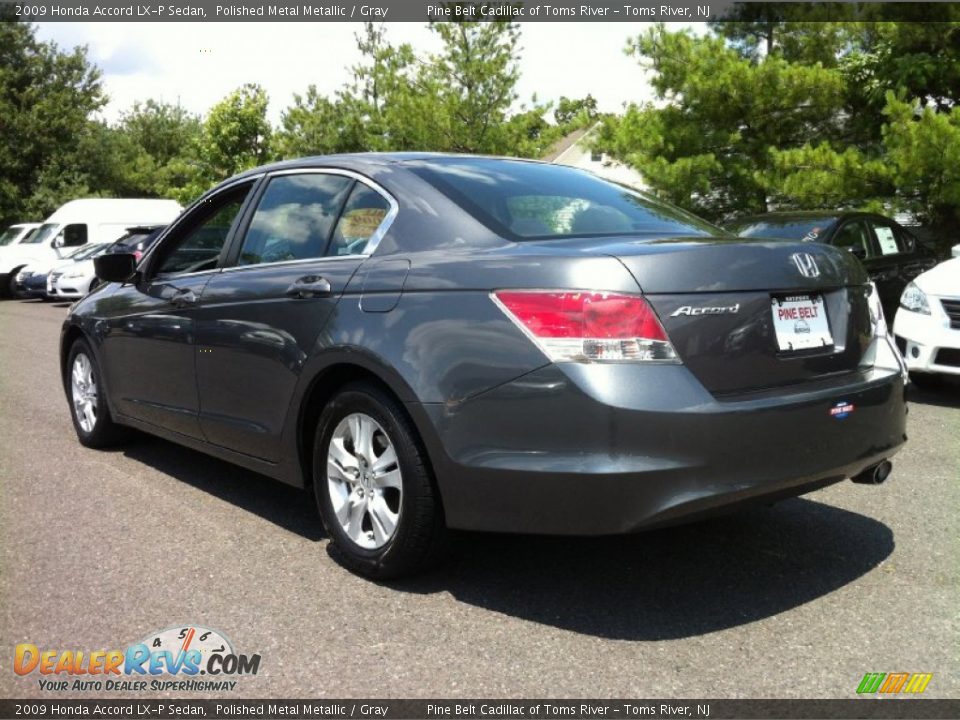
[328,183,392,256]
[869,220,904,255]
[238,174,353,266]
[411,159,722,239]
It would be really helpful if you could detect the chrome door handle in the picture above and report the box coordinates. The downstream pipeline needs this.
[286,276,332,299]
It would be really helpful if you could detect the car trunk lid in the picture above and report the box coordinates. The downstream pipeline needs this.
[523,235,875,395]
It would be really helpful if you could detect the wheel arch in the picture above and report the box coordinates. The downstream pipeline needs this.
[60,323,89,393]
[295,357,436,478]
[293,359,446,520]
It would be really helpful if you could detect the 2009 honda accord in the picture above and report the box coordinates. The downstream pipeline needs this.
[61,154,908,578]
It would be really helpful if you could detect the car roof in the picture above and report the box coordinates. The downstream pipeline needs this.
[231,152,548,181]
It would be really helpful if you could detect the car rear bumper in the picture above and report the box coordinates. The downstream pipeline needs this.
[894,304,960,376]
[422,364,907,535]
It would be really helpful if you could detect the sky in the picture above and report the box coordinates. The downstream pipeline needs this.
[34,22,697,124]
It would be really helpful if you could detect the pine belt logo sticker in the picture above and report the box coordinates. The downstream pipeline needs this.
[13,625,261,692]
[857,672,933,695]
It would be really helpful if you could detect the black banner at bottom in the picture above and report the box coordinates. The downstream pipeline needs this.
[2,699,960,720]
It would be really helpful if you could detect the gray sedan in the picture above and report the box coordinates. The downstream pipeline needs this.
[61,154,908,578]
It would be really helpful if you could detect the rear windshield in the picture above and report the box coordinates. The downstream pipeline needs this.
[729,218,835,242]
[116,232,152,247]
[410,159,722,239]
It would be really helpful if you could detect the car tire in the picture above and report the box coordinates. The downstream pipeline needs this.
[66,338,127,448]
[313,382,447,579]
[6,269,23,299]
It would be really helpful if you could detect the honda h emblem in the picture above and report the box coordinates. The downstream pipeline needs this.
[791,252,820,278]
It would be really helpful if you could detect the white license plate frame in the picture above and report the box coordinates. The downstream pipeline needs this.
[771,294,833,352]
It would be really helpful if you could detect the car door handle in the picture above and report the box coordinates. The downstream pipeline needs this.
[286,276,332,299]
[170,288,198,308]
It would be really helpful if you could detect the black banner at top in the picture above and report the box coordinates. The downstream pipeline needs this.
[3,1,960,23]
[2,699,960,720]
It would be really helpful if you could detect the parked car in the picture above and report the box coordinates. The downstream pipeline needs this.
[50,242,114,300]
[0,199,182,298]
[726,212,939,321]
[18,267,52,299]
[0,222,40,249]
[64,155,907,579]
[104,225,166,263]
[16,243,109,299]
[893,257,960,383]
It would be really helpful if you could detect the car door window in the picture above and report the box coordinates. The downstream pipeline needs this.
[62,224,88,247]
[869,220,905,256]
[328,183,392,256]
[832,221,874,258]
[152,184,253,276]
[237,174,353,266]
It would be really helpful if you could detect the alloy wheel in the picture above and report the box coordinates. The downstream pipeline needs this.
[326,412,403,550]
[71,353,98,433]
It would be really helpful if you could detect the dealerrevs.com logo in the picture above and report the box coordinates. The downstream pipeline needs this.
[13,625,261,693]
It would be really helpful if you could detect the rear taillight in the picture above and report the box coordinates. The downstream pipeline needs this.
[493,290,679,363]
[133,250,143,262]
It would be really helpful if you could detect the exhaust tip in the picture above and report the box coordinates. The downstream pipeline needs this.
[852,460,893,485]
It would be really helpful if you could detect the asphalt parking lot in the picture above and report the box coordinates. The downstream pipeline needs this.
[1,298,957,699]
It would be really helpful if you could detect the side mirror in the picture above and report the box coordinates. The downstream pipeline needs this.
[94,253,138,284]
[53,233,65,249]
[847,245,867,260]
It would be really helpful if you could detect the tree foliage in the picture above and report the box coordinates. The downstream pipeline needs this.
[598,25,845,219]
[0,21,105,226]
[275,22,559,161]
[599,19,960,244]
[7,19,960,245]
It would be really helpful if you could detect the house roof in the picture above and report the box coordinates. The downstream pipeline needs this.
[541,127,590,162]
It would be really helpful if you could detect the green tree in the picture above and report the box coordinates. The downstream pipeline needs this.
[427,20,524,153]
[276,87,356,158]
[554,95,599,128]
[276,21,546,158]
[176,84,272,203]
[757,20,960,247]
[882,94,960,235]
[0,21,105,225]
[276,23,426,156]
[598,25,845,220]
[116,100,202,196]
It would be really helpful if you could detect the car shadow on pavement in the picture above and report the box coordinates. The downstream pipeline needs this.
[120,436,325,541]
[390,498,894,641]
[119,435,893,641]
[907,377,960,408]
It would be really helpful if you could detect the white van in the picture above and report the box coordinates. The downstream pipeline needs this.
[0,199,182,297]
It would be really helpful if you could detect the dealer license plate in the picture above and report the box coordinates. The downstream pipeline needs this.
[771,294,833,352]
